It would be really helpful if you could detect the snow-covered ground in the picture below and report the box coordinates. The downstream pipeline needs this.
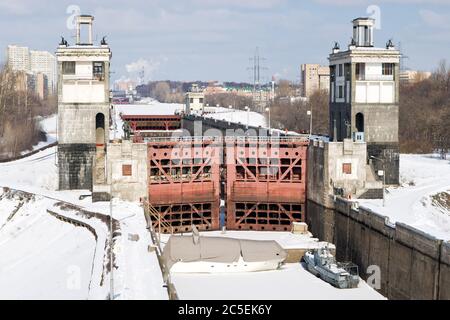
[0,146,168,300]
[20,115,58,155]
[202,107,267,128]
[172,263,383,300]
[359,154,450,241]
[0,190,96,300]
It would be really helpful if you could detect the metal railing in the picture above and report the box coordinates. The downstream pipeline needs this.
[145,136,309,144]
[142,201,179,300]
[144,201,174,239]
[356,74,394,81]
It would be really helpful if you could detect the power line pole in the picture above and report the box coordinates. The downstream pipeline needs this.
[248,47,268,113]
[398,42,409,71]
[109,197,114,300]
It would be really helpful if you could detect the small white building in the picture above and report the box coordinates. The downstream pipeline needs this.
[185,84,205,114]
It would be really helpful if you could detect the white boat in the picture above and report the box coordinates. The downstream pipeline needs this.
[170,256,284,274]
[163,226,287,274]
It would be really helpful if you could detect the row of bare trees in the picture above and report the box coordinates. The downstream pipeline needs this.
[400,60,450,155]
[0,65,56,159]
[270,90,329,135]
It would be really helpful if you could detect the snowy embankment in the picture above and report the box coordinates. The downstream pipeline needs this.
[359,154,450,241]
[202,107,267,128]
[20,115,57,155]
[0,145,168,299]
[0,189,96,299]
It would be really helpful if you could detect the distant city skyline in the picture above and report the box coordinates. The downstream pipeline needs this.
[1,0,450,83]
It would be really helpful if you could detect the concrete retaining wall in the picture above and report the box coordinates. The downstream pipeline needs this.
[307,198,449,300]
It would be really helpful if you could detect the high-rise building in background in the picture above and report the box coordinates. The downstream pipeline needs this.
[35,73,49,100]
[6,45,30,71]
[30,50,57,94]
[399,70,431,84]
[6,45,56,96]
[301,64,330,98]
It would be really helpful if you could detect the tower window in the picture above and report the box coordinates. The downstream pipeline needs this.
[330,65,336,82]
[343,163,352,175]
[382,63,394,76]
[338,64,343,77]
[62,61,76,75]
[344,63,351,80]
[356,113,364,132]
[93,62,104,81]
[356,63,365,80]
[338,86,344,99]
[122,164,132,176]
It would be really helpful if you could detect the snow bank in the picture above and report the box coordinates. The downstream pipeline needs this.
[0,193,96,300]
[0,148,168,300]
[202,107,267,128]
[359,154,450,240]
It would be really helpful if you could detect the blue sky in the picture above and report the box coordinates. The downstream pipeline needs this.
[1,0,450,83]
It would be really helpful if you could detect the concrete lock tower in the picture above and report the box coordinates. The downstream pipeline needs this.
[56,15,112,190]
[185,84,205,115]
[329,17,401,185]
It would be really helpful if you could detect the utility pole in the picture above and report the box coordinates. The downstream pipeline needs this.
[398,42,409,72]
[109,197,114,300]
[265,107,271,135]
[245,106,250,130]
[308,106,313,138]
[371,156,386,207]
[248,47,268,113]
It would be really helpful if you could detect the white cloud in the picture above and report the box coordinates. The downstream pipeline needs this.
[0,1,31,15]
[419,9,450,29]
[192,0,286,9]
[125,57,169,81]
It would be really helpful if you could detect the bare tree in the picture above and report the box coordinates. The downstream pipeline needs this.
[153,81,171,102]
[0,65,41,159]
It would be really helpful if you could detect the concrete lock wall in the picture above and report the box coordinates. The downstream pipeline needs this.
[307,197,449,300]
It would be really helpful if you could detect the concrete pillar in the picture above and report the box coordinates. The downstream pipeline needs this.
[88,24,93,45]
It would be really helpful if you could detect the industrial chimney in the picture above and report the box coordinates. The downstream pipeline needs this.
[352,18,374,47]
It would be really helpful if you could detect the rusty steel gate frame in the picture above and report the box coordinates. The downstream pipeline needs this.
[147,138,221,234]
[225,137,308,231]
[146,136,308,233]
